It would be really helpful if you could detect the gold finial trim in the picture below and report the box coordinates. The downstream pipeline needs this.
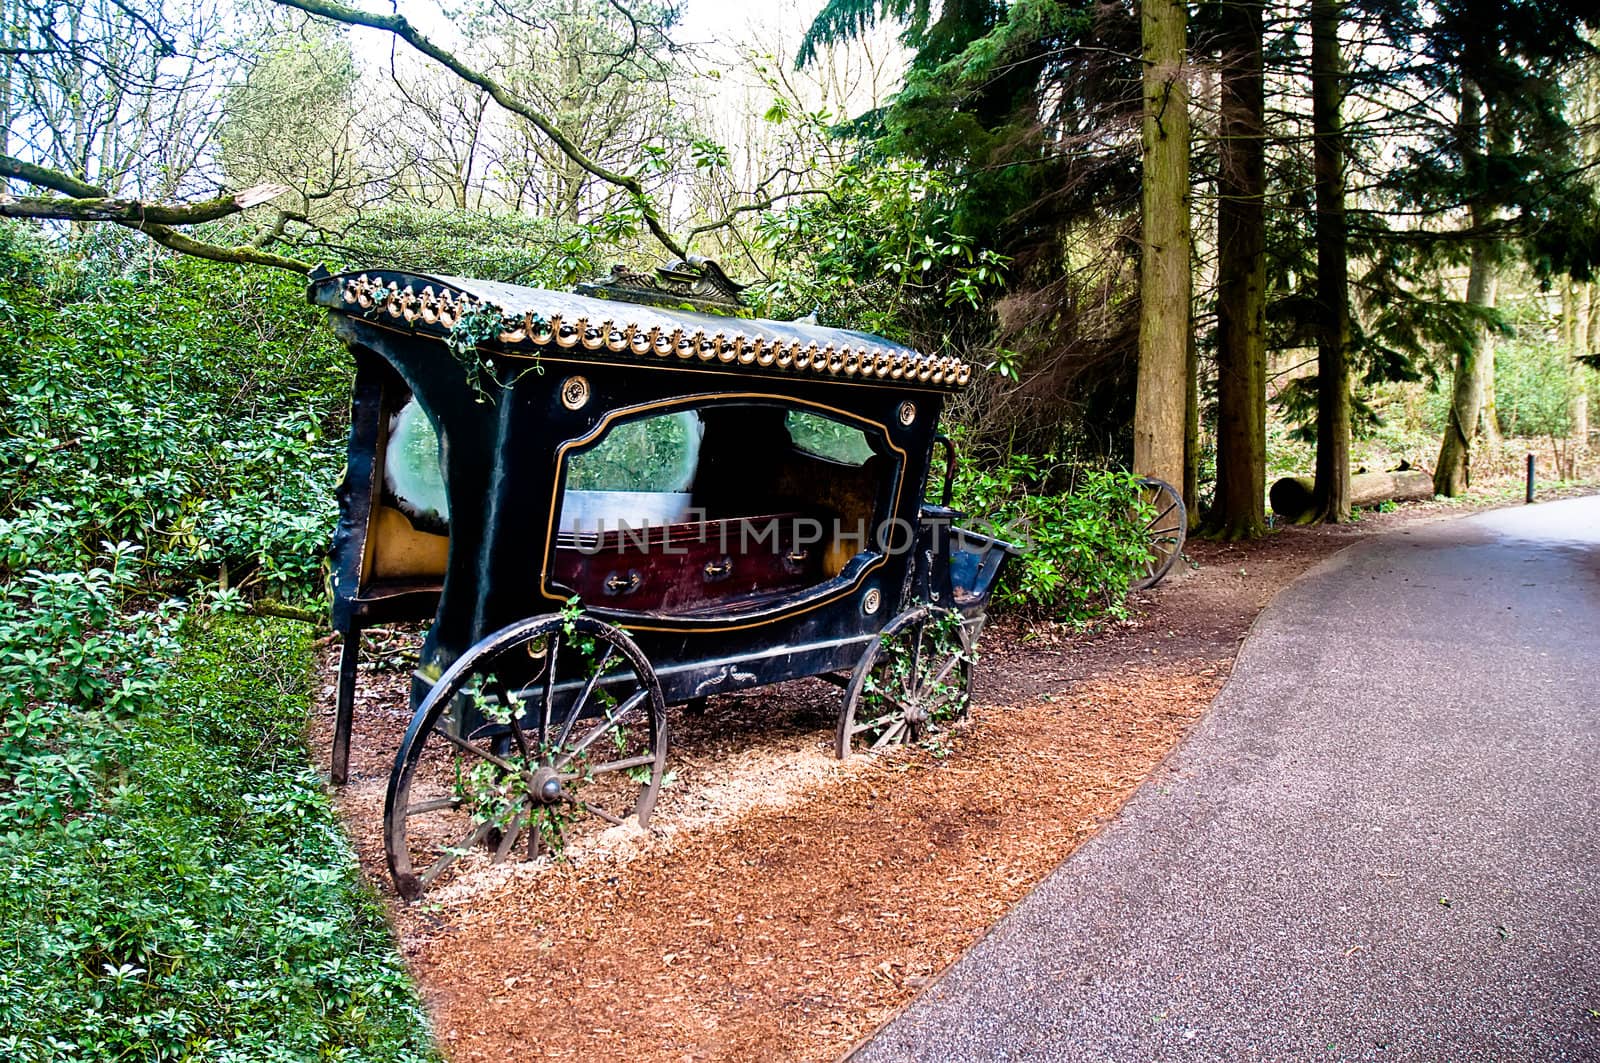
[338,275,971,388]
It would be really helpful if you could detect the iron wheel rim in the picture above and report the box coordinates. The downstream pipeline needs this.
[384,614,666,900]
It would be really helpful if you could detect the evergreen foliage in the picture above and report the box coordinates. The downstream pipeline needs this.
[0,610,438,1062]
[0,226,346,603]
[798,0,1145,461]
[0,225,430,1057]
[1266,0,1600,434]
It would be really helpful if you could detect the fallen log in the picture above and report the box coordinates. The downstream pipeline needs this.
[1269,470,1435,523]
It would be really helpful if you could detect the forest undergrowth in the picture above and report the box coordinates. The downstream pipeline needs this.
[0,230,436,1060]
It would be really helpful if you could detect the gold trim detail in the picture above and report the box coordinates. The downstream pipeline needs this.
[560,375,590,410]
[339,274,972,390]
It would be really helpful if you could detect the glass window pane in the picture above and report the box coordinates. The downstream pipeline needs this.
[567,410,703,492]
[560,411,703,534]
[785,410,874,466]
[385,398,449,524]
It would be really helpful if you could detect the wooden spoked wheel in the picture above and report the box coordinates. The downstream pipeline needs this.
[384,614,666,900]
[836,605,975,759]
[1131,476,1187,591]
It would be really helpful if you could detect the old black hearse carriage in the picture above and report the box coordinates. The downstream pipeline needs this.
[311,260,1017,898]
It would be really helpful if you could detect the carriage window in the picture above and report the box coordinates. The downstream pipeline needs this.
[785,410,874,466]
[560,411,702,534]
[385,398,449,528]
[566,411,702,492]
[553,402,894,617]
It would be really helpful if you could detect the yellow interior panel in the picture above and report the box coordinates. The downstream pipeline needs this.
[369,504,449,581]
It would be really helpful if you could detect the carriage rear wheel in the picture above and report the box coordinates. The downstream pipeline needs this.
[836,605,975,759]
[384,614,667,900]
[1131,476,1187,591]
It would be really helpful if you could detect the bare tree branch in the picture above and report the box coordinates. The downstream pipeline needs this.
[0,153,107,198]
[269,0,691,258]
[0,153,310,273]
[684,187,833,239]
[0,183,291,225]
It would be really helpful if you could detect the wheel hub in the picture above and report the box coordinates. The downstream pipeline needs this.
[530,766,565,806]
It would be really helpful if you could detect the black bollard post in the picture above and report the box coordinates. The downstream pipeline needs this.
[1525,453,1535,504]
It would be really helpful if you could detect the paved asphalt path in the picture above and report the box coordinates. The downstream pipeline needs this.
[855,495,1600,1062]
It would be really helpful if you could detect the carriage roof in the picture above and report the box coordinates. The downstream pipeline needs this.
[308,268,973,392]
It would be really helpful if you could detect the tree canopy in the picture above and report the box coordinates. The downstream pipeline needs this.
[2,0,1597,523]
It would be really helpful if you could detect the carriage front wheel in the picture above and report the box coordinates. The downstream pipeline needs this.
[384,614,667,900]
[1131,476,1187,591]
[835,605,976,759]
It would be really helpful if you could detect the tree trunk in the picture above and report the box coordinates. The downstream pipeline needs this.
[1310,0,1351,523]
[1209,0,1267,539]
[1573,282,1591,442]
[1590,278,1600,355]
[1477,94,1519,460]
[1475,260,1501,452]
[1434,88,1494,497]
[1477,381,1501,456]
[1270,470,1434,522]
[0,0,12,164]
[1134,0,1192,491]
[1184,328,1201,530]
[1434,231,1496,494]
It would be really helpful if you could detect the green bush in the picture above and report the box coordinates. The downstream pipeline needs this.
[0,226,346,605]
[0,607,437,1062]
[1494,332,1583,441]
[0,540,179,831]
[0,226,432,1060]
[753,160,1007,343]
[328,205,603,287]
[952,450,1152,624]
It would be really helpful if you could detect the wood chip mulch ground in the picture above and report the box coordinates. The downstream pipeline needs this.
[305,498,1536,1062]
